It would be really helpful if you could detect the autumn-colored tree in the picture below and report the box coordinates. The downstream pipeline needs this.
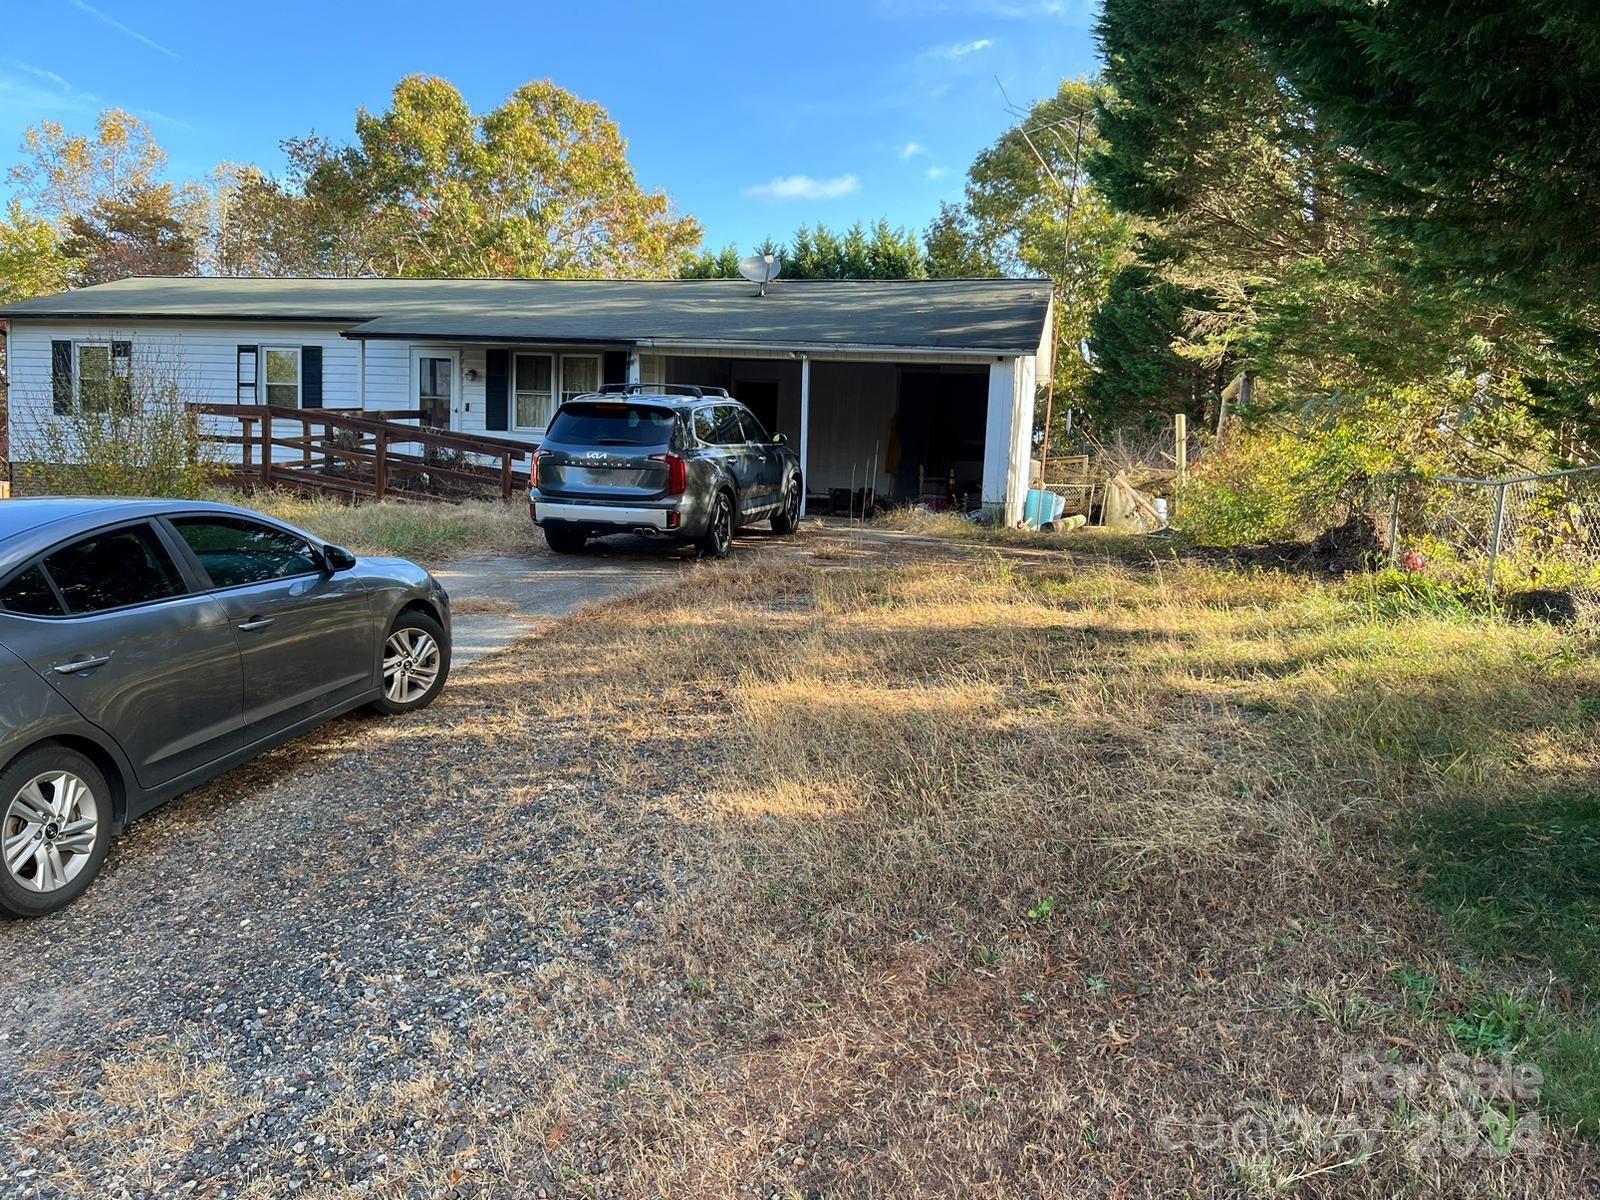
[63,184,198,285]
[0,201,78,303]
[6,109,201,289]
[311,75,701,278]
[7,110,167,225]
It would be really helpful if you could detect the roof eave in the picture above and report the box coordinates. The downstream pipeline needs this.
[634,337,1029,358]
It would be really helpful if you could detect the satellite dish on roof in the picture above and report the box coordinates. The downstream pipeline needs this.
[738,253,782,295]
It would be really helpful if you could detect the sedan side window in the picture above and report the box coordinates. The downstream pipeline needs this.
[0,565,65,617]
[171,517,320,589]
[44,525,185,615]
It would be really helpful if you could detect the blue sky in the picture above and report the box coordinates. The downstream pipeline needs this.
[0,0,1099,254]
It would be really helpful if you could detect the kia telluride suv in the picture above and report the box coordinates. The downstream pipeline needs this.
[529,384,804,557]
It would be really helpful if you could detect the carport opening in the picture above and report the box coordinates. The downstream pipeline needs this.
[890,368,988,511]
[659,356,989,514]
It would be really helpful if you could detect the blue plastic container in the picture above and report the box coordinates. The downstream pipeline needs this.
[1023,488,1067,527]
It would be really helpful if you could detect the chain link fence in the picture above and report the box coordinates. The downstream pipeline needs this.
[1383,465,1600,598]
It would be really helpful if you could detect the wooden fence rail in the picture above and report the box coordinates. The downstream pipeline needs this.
[190,404,533,502]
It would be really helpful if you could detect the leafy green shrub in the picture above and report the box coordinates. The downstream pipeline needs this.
[1176,420,1392,545]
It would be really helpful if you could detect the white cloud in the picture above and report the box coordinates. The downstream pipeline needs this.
[67,0,182,60]
[742,174,861,202]
[2,58,191,129]
[925,165,949,180]
[899,141,928,160]
[927,38,995,59]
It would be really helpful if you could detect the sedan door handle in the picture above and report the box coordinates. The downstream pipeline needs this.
[52,655,112,675]
[237,617,275,632]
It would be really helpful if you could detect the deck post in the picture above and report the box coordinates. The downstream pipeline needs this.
[799,354,811,517]
[374,425,388,501]
[261,413,273,488]
[241,417,256,477]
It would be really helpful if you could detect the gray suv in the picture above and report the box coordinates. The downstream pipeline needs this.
[0,498,452,917]
[529,385,804,557]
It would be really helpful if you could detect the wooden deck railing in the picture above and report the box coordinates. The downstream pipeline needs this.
[191,404,533,502]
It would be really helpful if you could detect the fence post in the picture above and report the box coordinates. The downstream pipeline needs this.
[1387,480,1400,567]
[1486,482,1509,594]
[500,453,514,501]
[374,426,388,501]
[261,412,273,489]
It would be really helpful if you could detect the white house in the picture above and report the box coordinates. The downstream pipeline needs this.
[0,276,1053,522]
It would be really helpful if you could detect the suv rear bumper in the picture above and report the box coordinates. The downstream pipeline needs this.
[536,500,671,529]
[532,495,708,538]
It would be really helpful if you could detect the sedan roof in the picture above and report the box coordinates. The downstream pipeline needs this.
[0,498,277,572]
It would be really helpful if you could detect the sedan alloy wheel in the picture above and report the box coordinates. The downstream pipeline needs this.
[3,770,100,895]
[383,627,442,705]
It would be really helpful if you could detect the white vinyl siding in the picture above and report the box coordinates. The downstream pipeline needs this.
[5,322,367,467]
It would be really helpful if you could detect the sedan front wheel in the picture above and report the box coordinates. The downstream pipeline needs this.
[0,746,112,919]
[373,612,451,715]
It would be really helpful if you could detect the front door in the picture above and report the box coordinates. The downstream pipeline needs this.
[414,350,458,430]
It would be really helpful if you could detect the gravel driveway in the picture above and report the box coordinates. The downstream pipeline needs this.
[0,534,792,1200]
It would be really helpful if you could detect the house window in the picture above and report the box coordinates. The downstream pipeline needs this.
[560,354,601,406]
[77,341,132,413]
[263,347,301,407]
[237,347,258,404]
[513,353,554,431]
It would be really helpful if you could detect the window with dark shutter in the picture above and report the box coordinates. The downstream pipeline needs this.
[485,348,509,431]
[237,346,259,405]
[51,341,73,414]
[302,345,323,408]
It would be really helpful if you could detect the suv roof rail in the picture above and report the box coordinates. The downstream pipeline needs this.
[595,382,731,399]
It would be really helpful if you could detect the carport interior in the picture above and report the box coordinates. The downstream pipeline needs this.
[659,355,988,511]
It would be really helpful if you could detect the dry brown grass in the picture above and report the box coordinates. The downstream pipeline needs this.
[876,505,1177,559]
[210,488,539,566]
[8,544,1596,1198]
[468,551,1597,1196]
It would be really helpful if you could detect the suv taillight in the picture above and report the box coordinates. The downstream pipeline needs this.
[530,449,548,490]
[651,453,688,496]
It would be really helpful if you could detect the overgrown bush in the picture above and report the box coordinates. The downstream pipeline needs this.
[1175,383,1556,547]
[19,348,225,498]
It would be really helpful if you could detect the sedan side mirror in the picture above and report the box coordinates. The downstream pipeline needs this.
[323,544,358,573]
[771,432,788,445]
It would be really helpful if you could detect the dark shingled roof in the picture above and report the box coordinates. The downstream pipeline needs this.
[0,276,1053,355]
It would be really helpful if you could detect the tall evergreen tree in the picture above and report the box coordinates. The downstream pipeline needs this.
[1084,264,1222,428]
[678,221,926,280]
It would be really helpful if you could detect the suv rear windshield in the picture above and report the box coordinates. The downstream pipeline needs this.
[545,402,678,447]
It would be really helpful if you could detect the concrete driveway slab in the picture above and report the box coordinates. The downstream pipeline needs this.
[432,532,773,667]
